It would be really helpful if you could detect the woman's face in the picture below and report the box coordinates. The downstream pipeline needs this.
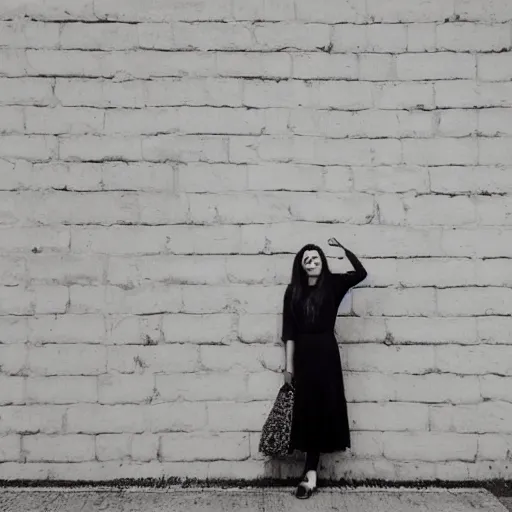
[301,249,322,277]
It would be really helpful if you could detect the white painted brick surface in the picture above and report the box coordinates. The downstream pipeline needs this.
[1,0,511,483]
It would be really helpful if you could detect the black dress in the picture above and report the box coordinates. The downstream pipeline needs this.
[281,250,367,454]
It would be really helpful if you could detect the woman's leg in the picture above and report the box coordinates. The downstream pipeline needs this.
[304,451,320,488]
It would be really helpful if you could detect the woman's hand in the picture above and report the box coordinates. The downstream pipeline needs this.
[328,237,346,252]
[284,370,293,386]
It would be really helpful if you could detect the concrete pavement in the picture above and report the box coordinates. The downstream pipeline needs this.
[0,487,509,512]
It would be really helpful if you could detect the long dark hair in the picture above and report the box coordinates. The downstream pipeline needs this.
[289,244,333,324]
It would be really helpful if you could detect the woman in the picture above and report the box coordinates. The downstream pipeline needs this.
[281,237,367,499]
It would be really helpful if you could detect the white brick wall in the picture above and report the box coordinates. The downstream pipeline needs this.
[0,0,511,483]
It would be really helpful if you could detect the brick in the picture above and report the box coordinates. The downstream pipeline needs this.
[0,135,57,161]
[248,164,325,192]
[437,287,512,316]
[227,255,290,285]
[0,287,34,315]
[26,376,97,404]
[247,372,283,401]
[353,287,437,317]
[149,402,207,433]
[200,345,268,373]
[0,49,30,76]
[367,0,454,22]
[28,254,105,286]
[435,81,512,108]
[335,317,387,343]
[0,257,25,286]
[292,54,358,80]
[66,404,147,433]
[348,373,480,403]
[478,54,512,81]
[0,376,24,405]
[98,374,155,404]
[0,317,29,344]
[332,24,408,53]
[29,162,103,191]
[435,109,477,137]
[404,196,476,225]
[96,434,131,461]
[25,107,104,135]
[146,78,243,107]
[476,259,512,287]
[243,80,373,110]
[230,136,401,166]
[217,52,291,79]
[349,403,429,431]
[160,433,249,461]
[372,82,435,110]
[5,216,61,253]
[27,345,107,376]
[0,406,64,434]
[142,135,228,163]
[382,432,477,461]
[430,166,512,194]
[33,285,69,314]
[442,228,512,258]
[56,78,147,108]
[60,23,138,50]
[178,163,246,193]
[0,0,96,21]
[0,21,59,48]
[0,435,20,461]
[403,138,478,165]
[254,23,329,51]
[108,256,226,287]
[96,0,232,22]
[386,317,478,344]
[106,314,162,346]
[346,344,435,374]
[454,0,512,22]
[107,345,199,374]
[162,314,236,344]
[350,432,384,458]
[239,314,279,343]
[138,193,189,225]
[102,162,175,192]
[69,284,182,315]
[478,317,512,344]
[397,53,475,80]
[407,23,437,52]
[430,402,512,433]
[164,22,252,51]
[290,110,432,139]
[476,196,512,225]
[28,315,105,344]
[0,106,23,133]
[59,136,142,162]
[207,401,270,431]
[479,138,512,165]
[359,54,397,81]
[233,0,294,21]
[478,434,512,460]
[353,166,429,193]
[480,376,512,402]
[295,0,366,22]
[437,23,511,51]
[156,373,248,402]
[479,108,512,137]
[436,345,512,375]
[131,434,159,462]
[242,222,443,258]
[24,434,95,462]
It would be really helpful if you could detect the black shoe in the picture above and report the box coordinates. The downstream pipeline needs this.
[295,476,316,499]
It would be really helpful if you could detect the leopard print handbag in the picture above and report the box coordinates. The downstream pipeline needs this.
[258,382,295,457]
